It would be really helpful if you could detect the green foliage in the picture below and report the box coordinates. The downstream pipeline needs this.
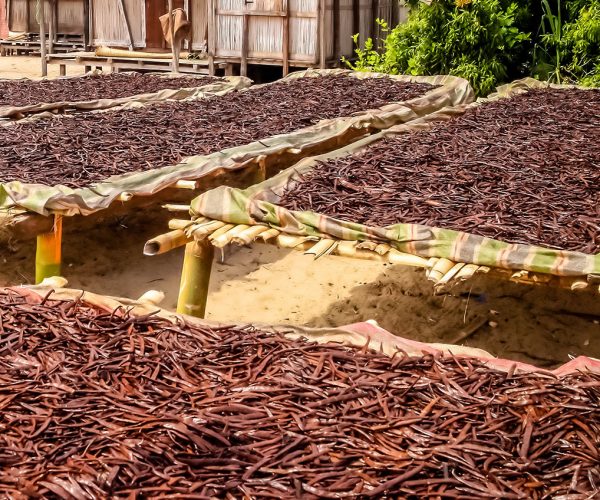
[534,0,600,85]
[347,0,531,96]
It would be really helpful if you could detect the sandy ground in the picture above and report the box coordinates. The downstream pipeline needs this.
[0,55,86,79]
[1,208,598,369]
[0,55,598,369]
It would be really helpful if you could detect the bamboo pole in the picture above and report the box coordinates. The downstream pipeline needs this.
[168,0,180,73]
[37,0,47,77]
[176,240,214,318]
[35,215,62,283]
[144,229,191,256]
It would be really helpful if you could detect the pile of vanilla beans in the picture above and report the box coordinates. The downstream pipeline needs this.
[0,75,433,188]
[0,290,598,498]
[279,88,600,253]
[0,73,217,107]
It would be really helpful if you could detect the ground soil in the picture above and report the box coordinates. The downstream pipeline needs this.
[0,55,86,79]
[0,56,598,369]
[1,206,598,369]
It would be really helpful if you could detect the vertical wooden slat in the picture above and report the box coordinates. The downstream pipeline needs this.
[83,0,90,49]
[207,0,215,75]
[318,0,325,68]
[184,0,190,50]
[48,0,54,54]
[7,0,12,32]
[333,0,339,64]
[282,0,289,75]
[117,0,133,50]
[38,0,47,76]
[168,0,180,71]
[391,0,398,25]
[371,0,378,40]
[352,0,359,37]
[240,11,248,76]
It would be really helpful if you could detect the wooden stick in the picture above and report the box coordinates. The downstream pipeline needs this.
[168,219,194,230]
[168,0,179,73]
[38,0,47,77]
[318,0,325,68]
[35,214,62,283]
[253,161,266,185]
[177,240,214,318]
[48,0,55,55]
[163,204,191,212]
[240,11,249,77]
[282,0,290,76]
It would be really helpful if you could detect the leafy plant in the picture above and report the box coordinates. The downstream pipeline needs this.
[534,0,600,85]
[346,0,531,96]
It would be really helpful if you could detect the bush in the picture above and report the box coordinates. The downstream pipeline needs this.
[346,0,531,96]
[534,0,600,85]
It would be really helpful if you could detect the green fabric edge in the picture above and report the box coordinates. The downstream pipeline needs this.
[0,69,474,217]
[191,78,599,277]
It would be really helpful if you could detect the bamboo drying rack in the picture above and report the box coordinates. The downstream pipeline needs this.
[145,209,600,318]
[3,179,205,285]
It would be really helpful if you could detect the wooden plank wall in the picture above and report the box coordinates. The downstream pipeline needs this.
[0,0,8,38]
[8,0,85,34]
[57,0,84,34]
[91,0,144,48]
[212,0,408,68]
[191,0,208,50]
[8,0,28,32]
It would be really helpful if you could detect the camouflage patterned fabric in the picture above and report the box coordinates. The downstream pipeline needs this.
[0,70,473,217]
[192,78,600,277]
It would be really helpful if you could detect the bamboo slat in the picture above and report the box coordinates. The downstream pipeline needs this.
[146,218,599,292]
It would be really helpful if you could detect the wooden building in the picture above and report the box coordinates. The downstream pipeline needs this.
[208,0,408,75]
[7,0,87,38]
[90,0,208,52]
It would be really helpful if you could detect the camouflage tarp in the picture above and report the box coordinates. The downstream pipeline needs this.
[0,69,473,217]
[0,72,249,120]
[11,281,600,375]
[191,78,600,277]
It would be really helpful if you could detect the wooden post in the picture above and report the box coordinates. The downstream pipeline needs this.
[240,12,248,77]
[168,0,179,72]
[37,0,47,77]
[333,0,339,64]
[371,0,379,41]
[253,159,266,184]
[207,0,216,76]
[352,0,359,37]
[83,0,90,50]
[35,215,63,283]
[282,0,289,75]
[391,0,399,25]
[176,240,214,318]
[48,0,55,55]
[318,0,325,68]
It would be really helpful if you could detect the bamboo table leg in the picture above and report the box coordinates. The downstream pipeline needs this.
[35,215,63,283]
[176,240,214,318]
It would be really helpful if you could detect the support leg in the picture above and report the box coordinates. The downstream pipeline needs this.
[35,215,63,284]
[176,240,214,318]
[252,160,266,185]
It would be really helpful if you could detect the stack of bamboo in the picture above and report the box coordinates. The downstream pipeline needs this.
[145,210,599,318]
